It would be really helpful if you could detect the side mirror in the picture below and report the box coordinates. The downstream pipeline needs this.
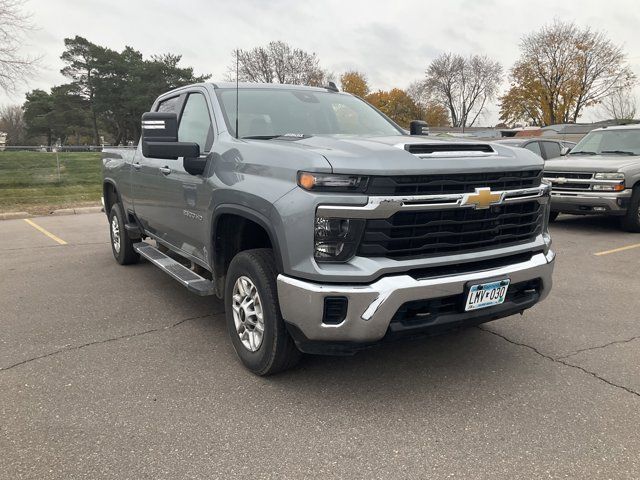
[409,120,429,135]
[141,112,200,159]
[560,147,571,156]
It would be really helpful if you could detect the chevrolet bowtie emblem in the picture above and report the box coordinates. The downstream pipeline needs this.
[461,187,505,209]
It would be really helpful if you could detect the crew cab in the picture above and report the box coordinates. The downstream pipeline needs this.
[103,82,555,375]
[543,125,640,231]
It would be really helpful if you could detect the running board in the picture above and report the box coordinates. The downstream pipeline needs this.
[133,242,215,296]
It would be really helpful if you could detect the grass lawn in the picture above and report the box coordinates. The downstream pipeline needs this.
[0,151,103,214]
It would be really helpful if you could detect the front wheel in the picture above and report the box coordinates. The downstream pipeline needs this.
[621,188,640,232]
[224,249,300,375]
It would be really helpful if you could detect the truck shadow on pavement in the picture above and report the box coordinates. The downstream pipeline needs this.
[254,325,533,401]
[551,214,623,233]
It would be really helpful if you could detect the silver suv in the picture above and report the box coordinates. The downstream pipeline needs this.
[543,125,640,231]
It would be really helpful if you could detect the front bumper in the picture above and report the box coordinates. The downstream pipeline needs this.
[550,189,631,215]
[277,250,555,345]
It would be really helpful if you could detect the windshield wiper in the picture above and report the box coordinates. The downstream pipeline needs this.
[569,151,598,155]
[241,135,281,140]
[241,134,311,141]
[601,150,636,156]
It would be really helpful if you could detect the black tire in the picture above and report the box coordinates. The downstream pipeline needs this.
[224,249,301,375]
[621,188,640,232]
[109,203,139,265]
[549,211,560,222]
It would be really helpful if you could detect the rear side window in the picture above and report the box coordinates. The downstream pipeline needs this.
[156,96,181,113]
[543,141,561,159]
[178,93,214,152]
[524,141,542,157]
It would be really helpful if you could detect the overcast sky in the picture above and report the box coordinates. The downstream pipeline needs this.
[3,0,639,125]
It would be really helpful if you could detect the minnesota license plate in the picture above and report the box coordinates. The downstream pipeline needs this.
[465,279,510,311]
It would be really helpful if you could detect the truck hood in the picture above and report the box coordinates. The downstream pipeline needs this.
[247,135,543,175]
[544,155,640,173]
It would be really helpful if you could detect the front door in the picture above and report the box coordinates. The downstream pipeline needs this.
[133,94,185,236]
[157,91,215,264]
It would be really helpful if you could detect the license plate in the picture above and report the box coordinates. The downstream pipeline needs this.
[465,279,510,311]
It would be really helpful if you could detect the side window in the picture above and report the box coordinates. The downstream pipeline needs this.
[178,93,214,152]
[156,96,181,114]
[524,141,542,157]
[543,141,562,159]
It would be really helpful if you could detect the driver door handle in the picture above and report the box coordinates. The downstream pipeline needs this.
[159,166,172,175]
[132,162,141,170]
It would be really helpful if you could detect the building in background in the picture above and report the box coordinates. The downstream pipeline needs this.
[0,132,7,151]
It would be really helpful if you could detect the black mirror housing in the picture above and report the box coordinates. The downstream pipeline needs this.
[410,120,429,135]
[141,112,200,160]
[144,141,200,160]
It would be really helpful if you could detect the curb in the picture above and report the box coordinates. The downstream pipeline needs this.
[0,211,32,220]
[51,206,104,216]
[0,206,103,221]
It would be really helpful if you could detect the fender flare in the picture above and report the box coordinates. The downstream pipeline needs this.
[211,204,286,273]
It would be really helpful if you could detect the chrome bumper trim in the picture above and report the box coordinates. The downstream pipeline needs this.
[277,251,555,343]
[550,189,631,212]
[317,184,550,219]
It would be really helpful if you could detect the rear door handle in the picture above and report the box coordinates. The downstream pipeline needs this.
[132,162,141,170]
[159,166,172,175]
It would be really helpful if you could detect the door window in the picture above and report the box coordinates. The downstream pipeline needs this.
[524,141,543,157]
[156,96,181,113]
[178,93,214,152]
[543,141,562,159]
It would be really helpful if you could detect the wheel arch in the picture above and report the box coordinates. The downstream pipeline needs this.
[211,205,286,296]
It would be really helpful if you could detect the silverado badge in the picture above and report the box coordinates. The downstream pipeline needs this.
[461,187,505,210]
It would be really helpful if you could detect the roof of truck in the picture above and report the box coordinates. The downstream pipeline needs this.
[210,82,341,92]
[590,124,640,132]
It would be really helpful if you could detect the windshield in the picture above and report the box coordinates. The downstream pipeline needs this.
[570,129,640,155]
[215,88,403,138]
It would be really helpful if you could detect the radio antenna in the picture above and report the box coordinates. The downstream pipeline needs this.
[235,49,239,139]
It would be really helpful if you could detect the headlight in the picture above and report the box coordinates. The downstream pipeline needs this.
[314,216,365,262]
[298,172,369,192]
[592,184,625,191]
[595,172,624,180]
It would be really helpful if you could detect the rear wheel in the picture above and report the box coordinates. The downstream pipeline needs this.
[549,211,560,222]
[621,188,640,232]
[109,203,139,265]
[224,249,300,375]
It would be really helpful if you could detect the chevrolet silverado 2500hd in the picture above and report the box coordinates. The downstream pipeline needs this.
[544,125,640,231]
[102,82,555,375]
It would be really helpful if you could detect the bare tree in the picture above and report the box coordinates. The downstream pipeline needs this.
[423,53,502,129]
[601,87,637,121]
[0,0,37,93]
[500,21,636,126]
[228,41,327,86]
[0,103,25,144]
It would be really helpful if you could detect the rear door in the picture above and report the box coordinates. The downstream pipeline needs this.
[523,141,544,159]
[541,141,562,160]
[133,94,185,236]
[156,90,215,264]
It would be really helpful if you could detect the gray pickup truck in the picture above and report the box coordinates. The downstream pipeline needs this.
[103,82,555,375]
[544,125,640,231]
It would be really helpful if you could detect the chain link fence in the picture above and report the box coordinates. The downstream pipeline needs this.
[0,146,136,213]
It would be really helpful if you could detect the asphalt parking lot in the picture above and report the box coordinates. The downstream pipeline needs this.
[1,213,639,479]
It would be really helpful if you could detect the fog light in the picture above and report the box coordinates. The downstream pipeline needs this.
[593,206,607,212]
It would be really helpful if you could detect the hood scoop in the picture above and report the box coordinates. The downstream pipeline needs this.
[403,143,496,157]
